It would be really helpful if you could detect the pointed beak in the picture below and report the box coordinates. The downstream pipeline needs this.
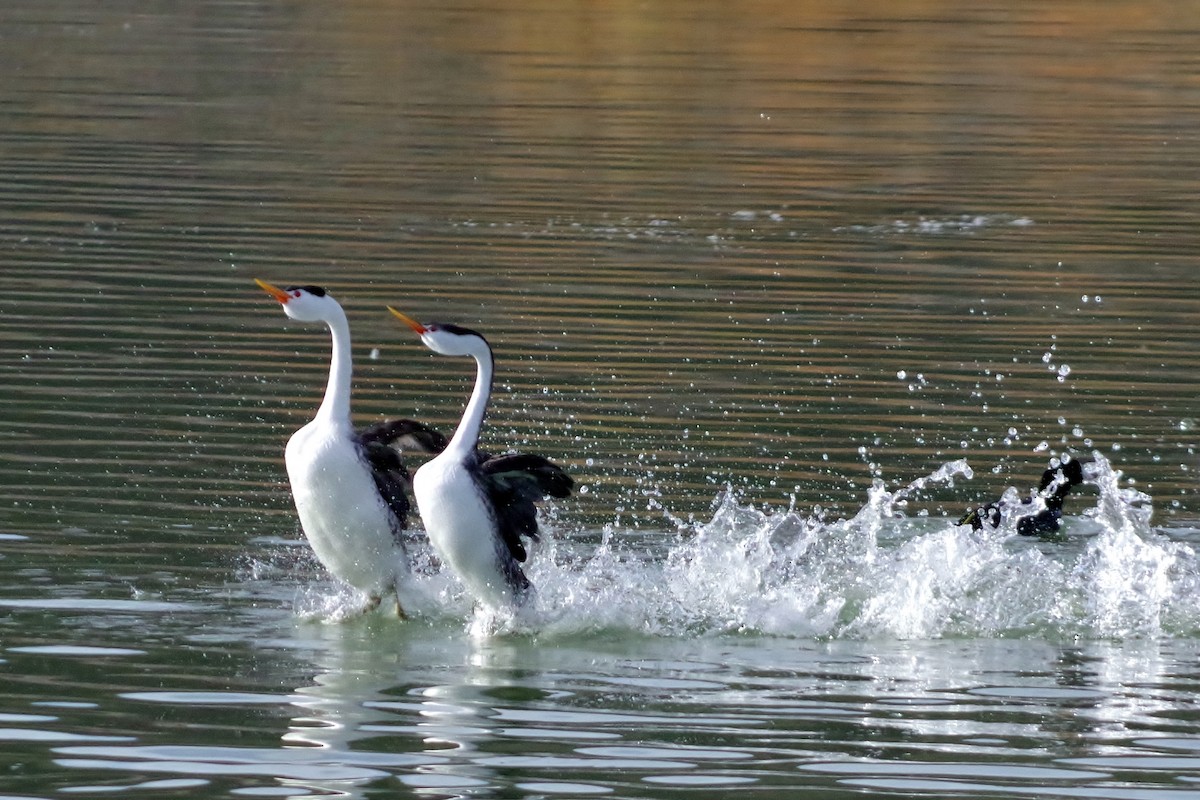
[255,278,292,304]
[387,307,428,335]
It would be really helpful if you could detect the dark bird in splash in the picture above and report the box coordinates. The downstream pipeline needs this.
[958,458,1085,538]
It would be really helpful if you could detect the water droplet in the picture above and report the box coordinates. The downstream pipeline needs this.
[896,370,907,380]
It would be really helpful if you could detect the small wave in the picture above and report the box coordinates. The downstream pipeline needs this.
[834,214,1034,236]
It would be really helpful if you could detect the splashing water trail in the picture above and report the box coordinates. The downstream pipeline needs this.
[524,452,1200,640]
[1072,457,1185,637]
[256,454,1198,640]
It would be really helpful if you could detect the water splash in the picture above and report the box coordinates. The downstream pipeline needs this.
[524,452,1198,640]
[251,454,1198,641]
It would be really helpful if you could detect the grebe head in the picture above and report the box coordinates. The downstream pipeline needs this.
[256,279,341,324]
[387,308,488,357]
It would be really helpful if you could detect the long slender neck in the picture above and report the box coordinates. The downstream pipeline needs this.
[316,305,353,427]
[446,340,494,458]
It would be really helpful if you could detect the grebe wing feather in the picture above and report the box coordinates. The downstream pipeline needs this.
[354,419,448,539]
[357,418,448,454]
[478,453,573,562]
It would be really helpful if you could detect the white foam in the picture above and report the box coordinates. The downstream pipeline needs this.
[254,453,1197,641]
[520,452,1196,640]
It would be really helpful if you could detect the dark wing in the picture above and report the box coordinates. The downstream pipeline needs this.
[1016,459,1085,538]
[957,502,1001,531]
[358,418,448,454]
[1036,459,1084,512]
[354,419,447,537]
[357,439,414,535]
[477,452,574,563]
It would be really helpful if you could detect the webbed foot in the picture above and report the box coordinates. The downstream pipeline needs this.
[365,591,408,619]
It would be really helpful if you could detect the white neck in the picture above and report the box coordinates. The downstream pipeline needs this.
[446,339,494,458]
[316,304,353,427]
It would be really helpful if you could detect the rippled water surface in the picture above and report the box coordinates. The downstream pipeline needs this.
[2,1,1200,797]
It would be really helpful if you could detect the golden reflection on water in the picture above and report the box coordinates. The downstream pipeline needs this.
[0,0,1197,544]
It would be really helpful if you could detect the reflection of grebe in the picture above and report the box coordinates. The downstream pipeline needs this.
[256,281,445,616]
[958,458,1086,537]
[389,309,573,612]
[281,626,445,796]
[283,625,515,794]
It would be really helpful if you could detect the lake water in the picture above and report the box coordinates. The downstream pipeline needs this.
[2,1,1200,797]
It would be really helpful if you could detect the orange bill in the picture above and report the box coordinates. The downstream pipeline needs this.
[387,307,428,335]
[255,278,291,304]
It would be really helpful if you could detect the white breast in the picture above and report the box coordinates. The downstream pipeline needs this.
[413,454,517,610]
[285,420,408,597]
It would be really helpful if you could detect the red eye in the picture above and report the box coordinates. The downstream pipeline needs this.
[292,290,302,298]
